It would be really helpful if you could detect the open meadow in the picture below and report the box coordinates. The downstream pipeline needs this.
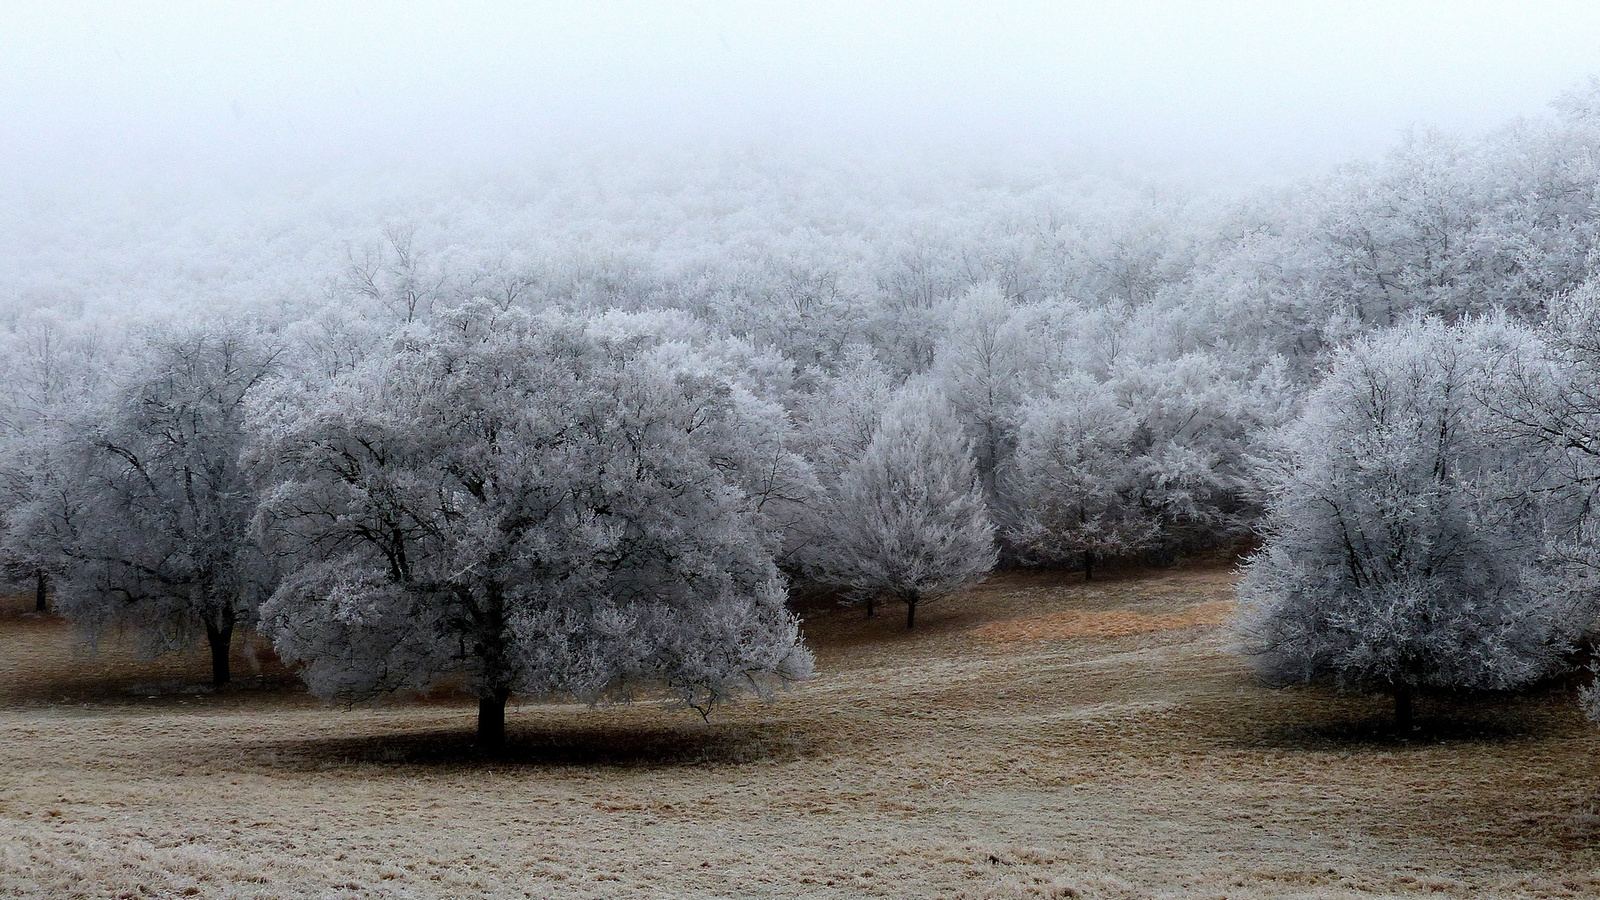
[4,562,1600,899]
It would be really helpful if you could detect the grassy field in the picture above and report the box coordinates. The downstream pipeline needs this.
[4,562,1600,898]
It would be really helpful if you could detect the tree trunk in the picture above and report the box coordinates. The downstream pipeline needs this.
[477,688,511,751]
[204,620,233,687]
[865,594,875,618]
[1084,550,1094,582]
[905,593,919,630]
[474,584,513,751]
[34,570,47,613]
[1393,683,1413,733]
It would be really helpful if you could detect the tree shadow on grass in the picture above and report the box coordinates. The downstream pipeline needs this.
[0,668,311,709]
[1227,685,1582,751]
[242,718,823,772]
[1256,714,1561,750]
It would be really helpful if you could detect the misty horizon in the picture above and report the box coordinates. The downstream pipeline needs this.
[6,2,1600,187]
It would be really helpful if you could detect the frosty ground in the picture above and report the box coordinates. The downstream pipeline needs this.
[3,562,1598,899]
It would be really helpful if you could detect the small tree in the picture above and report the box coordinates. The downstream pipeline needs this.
[1,431,71,616]
[343,224,455,325]
[931,285,1034,502]
[10,325,278,686]
[1236,320,1581,730]
[252,304,812,749]
[0,315,111,615]
[809,384,997,629]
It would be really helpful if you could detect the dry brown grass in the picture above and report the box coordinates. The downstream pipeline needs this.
[971,600,1233,642]
[4,563,1600,898]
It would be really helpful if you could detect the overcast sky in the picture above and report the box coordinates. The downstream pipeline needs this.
[5,2,1600,183]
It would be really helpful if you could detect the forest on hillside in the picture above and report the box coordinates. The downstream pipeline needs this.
[8,81,1600,739]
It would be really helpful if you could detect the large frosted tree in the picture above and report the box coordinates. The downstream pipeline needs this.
[251,303,813,748]
[7,326,278,686]
[1236,320,1584,729]
[808,384,997,629]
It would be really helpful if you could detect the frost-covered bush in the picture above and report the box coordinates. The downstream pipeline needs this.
[1001,350,1281,574]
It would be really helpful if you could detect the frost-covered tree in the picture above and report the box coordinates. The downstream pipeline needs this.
[251,303,813,748]
[1004,373,1154,578]
[1236,320,1584,729]
[1495,280,1600,730]
[931,284,1034,503]
[342,224,456,325]
[0,314,118,612]
[790,344,899,485]
[784,345,899,588]
[808,384,997,628]
[1002,348,1278,574]
[1112,352,1278,556]
[0,429,72,614]
[8,325,278,686]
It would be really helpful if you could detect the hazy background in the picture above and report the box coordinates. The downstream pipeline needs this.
[5,1,1600,186]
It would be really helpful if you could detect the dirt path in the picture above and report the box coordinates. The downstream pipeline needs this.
[3,564,1599,898]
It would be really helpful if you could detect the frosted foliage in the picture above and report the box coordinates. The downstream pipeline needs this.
[1005,373,1156,565]
[1000,350,1275,567]
[340,225,455,325]
[1530,285,1600,597]
[1111,353,1269,547]
[575,307,821,546]
[8,85,1600,697]
[0,314,112,438]
[1493,280,1600,725]
[1498,279,1600,481]
[1237,320,1583,696]
[0,315,116,585]
[808,384,997,625]
[7,327,275,665]
[790,344,898,483]
[931,284,1036,497]
[252,303,812,712]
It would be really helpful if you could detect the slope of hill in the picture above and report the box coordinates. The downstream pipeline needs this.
[2,563,1598,898]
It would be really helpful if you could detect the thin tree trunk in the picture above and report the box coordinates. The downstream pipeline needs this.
[865,594,875,618]
[477,688,511,750]
[34,570,47,613]
[1393,683,1413,733]
[204,620,233,687]
[1084,550,1094,582]
[905,593,918,630]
